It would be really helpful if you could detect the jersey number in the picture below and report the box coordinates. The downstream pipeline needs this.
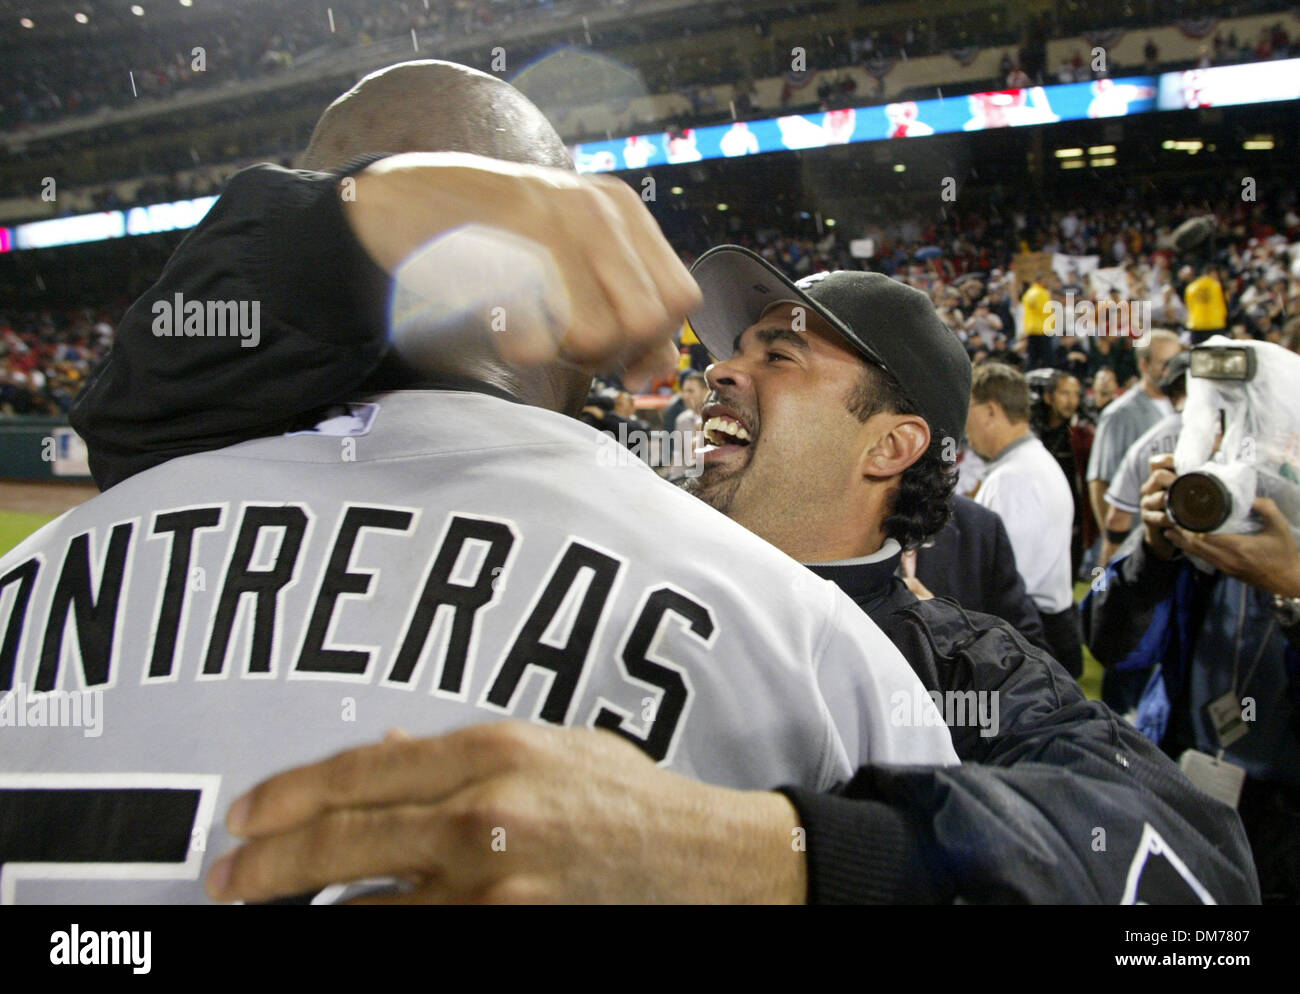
[0,774,220,903]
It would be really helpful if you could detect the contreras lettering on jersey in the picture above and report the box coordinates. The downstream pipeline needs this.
[0,502,713,763]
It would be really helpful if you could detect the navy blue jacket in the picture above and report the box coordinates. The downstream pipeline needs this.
[912,494,1048,653]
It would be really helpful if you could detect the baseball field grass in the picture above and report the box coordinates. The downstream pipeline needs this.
[0,508,54,558]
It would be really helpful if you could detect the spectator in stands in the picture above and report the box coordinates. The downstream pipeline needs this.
[1052,333,1090,381]
[1185,265,1228,344]
[1020,272,1053,370]
[962,299,1004,341]
[613,390,638,420]
[1152,279,1188,327]
[1143,38,1159,72]
[1085,334,1138,385]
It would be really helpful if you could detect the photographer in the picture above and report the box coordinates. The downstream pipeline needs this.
[1084,464,1300,902]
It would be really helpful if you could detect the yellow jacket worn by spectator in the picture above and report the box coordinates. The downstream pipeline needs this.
[1021,279,1052,336]
[1185,272,1227,332]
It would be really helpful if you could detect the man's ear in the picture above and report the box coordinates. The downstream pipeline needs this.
[860,414,931,480]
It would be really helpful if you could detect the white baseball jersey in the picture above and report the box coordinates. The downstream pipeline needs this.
[0,389,955,903]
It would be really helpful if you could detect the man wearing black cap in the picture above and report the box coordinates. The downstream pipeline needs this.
[214,244,1259,904]
[682,253,969,569]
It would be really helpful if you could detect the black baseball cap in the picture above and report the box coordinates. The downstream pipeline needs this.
[688,245,973,443]
[1159,350,1190,395]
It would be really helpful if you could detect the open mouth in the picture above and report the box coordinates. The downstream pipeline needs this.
[700,404,754,450]
[703,415,752,447]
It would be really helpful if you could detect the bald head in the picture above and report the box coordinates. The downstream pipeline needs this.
[301,60,573,172]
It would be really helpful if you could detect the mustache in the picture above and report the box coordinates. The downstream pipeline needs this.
[705,387,749,415]
[705,388,758,426]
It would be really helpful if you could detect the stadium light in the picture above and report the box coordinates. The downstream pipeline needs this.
[1087,145,1116,155]
[19,17,33,28]
[825,219,836,227]
[1089,157,1117,167]
[74,11,89,23]
[179,0,193,7]
[716,203,728,211]
[132,5,145,15]
[670,186,684,195]
[1054,148,1083,158]
[893,164,906,172]
[1243,137,1274,150]
[1060,160,1085,169]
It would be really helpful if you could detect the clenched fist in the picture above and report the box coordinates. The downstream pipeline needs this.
[343,153,700,386]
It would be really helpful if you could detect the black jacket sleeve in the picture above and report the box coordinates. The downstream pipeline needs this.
[69,158,393,491]
[782,600,1260,903]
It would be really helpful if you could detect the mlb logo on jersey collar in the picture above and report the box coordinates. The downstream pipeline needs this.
[286,402,380,437]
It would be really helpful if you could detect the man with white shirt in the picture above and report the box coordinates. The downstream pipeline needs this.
[965,361,1080,675]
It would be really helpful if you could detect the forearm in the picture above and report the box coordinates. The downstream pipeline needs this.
[1087,478,1109,532]
[1100,504,1132,566]
[1104,505,1133,535]
[641,783,808,904]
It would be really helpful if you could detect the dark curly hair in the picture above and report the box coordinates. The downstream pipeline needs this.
[844,364,958,550]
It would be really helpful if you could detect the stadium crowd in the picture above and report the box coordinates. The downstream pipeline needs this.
[1,0,625,130]
[6,183,1298,419]
[2,0,1290,132]
[0,309,111,416]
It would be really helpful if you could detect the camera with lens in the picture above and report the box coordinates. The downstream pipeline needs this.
[1167,337,1300,535]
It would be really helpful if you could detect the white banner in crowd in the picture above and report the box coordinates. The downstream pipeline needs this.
[1089,265,1130,297]
[1051,254,1100,285]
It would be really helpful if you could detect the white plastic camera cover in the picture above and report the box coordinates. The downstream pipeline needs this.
[1174,335,1300,534]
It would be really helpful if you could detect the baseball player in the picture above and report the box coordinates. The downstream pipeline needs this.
[0,63,955,904]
